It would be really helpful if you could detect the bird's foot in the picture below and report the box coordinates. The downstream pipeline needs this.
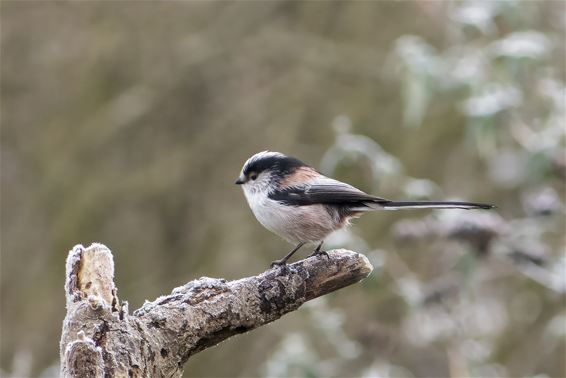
[308,249,330,259]
[270,260,293,275]
[270,259,289,272]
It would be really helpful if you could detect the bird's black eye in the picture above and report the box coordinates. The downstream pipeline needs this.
[250,173,258,181]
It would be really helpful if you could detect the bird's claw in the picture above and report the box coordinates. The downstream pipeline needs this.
[308,250,330,259]
[270,259,288,270]
[270,260,291,275]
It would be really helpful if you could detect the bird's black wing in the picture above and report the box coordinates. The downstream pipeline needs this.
[269,179,388,206]
[269,179,495,211]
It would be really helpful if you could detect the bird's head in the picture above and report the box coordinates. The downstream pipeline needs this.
[235,151,306,194]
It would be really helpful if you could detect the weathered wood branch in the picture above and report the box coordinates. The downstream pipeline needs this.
[60,243,373,377]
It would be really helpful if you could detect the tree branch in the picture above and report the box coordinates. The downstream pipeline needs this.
[60,243,373,377]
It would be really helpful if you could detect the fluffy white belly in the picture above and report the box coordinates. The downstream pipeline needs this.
[245,191,337,244]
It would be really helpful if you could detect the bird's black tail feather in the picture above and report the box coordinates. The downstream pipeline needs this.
[378,200,495,210]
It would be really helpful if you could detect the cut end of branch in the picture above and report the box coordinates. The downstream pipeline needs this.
[65,243,118,309]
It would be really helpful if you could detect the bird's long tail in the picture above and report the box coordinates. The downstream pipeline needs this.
[378,200,494,210]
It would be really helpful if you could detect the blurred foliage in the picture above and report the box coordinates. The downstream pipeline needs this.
[1,1,564,377]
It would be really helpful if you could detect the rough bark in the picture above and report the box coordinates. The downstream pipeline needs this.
[60,243,373,378]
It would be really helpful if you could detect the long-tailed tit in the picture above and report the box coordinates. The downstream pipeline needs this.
[235,151,494,266]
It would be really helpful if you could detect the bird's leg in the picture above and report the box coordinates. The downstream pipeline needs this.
[308,241,329,259]
[271,242,306,268]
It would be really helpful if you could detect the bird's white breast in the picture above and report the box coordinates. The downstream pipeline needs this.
[244,188,292,236]
[242,186,338,244]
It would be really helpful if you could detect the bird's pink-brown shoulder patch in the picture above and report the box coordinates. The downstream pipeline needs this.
[280,167,319,187]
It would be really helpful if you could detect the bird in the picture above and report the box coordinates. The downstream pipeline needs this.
[235,151,494,267]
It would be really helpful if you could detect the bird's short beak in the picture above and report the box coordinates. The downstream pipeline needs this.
[235,176,245,185]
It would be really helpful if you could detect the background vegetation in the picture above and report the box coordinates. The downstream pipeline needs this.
[1,1,564,377]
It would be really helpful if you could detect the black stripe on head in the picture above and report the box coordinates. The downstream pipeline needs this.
[243,152,307,177]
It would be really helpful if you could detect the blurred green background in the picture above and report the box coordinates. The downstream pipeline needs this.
[1,1,564,377]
